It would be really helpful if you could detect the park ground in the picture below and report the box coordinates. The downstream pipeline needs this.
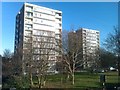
[45,71,119,89]
[3,71,120,90]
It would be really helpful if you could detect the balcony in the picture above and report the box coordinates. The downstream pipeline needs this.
[25,27,32,30]
[25,15,33,19]
[55,19,62,24]
[26,9,33,13]
[26,5,33,12]
[25,21,33,24]
[55,14,62,19]
[25,12,33,19]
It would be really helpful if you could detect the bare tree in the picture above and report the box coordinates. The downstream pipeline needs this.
[85,48,100,72]
[22,37,33,87]
[3,49,12,58]
[60,29,99,85]
[24,31,56,88]
[104,27,120,76]
[99,48,117,69]
[2,49,15,76]
[2,49,17,88]
[59,29,83,85]
[35,37,55,88]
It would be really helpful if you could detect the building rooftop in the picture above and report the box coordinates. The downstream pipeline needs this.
[24,3,62,13]
[81,28,99,33]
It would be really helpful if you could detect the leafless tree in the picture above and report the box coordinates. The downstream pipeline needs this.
[24,32,56,88]
[104,27,120,76]
[3,49,12,58]
[22,36,33,87]
[60,29,99,85]
[35,37,55,88]
[58,29,82,85]
[2,49,18,88]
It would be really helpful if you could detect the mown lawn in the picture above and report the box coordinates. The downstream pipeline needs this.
[3,71,119,89]
[44,71,119,88]
[99,72,119,83]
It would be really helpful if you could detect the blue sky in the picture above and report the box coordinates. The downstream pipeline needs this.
[1,2,118,55]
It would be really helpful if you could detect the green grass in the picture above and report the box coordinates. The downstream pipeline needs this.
[99,71,119,83]
[3,71,119,89]
[44,71,119,88]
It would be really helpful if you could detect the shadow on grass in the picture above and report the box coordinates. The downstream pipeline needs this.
[105,83,120,90]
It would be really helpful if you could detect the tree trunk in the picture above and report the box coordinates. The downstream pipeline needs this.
[30,73,33,87]
[39,75,43,88]
[72,53,75,85]
[72,73,74,85]
[38,75,40,88]
[118,56,120,76]
[43,81,46,87]
[72,63,75,85]
[61,77,63,85]
[67,74,70,80]
[43,75,47,86]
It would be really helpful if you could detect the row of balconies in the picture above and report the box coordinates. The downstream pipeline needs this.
[82,33,99,38]
[25,11,62,22]
[34,7,55,16]
[25,13,62,31]
[83,44,99,47]
[25,3,62,16]
[25,18,33,24]
[84,39,99,43]
[33,30,55,37]
[33,18,55,27]
[32,42,55,48]
[32,54,55,61]
[33,50,55,55]
[82,29,99,34]
[33,24,62,31]
[33,12,55,21]
[83,41,99,45]
[55,18,62,24]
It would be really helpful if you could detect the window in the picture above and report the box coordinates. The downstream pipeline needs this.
[59,24,61,27]
[33,55,39,60]
[25,24,32,30]
[26,12,33,17]
[26,6,33,11]
[26,18,32,22]
[33,30,38,35]
[24,37,31,42]
[35,13,37,16]
[59,18,61,21]
[25,31,32,36]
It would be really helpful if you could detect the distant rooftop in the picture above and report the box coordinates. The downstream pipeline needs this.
[81,28,99,32]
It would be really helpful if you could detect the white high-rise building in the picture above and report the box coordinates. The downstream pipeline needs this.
[80,28,100,68]
[14,3,62,74]
[68,28,100,69]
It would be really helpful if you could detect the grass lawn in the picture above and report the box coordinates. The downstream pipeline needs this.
[44,71,119,88]
[99,71,119,83]
[3,71,119,89]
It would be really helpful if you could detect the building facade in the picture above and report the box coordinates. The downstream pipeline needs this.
[14,3,62,74]
[68,28,100,69]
